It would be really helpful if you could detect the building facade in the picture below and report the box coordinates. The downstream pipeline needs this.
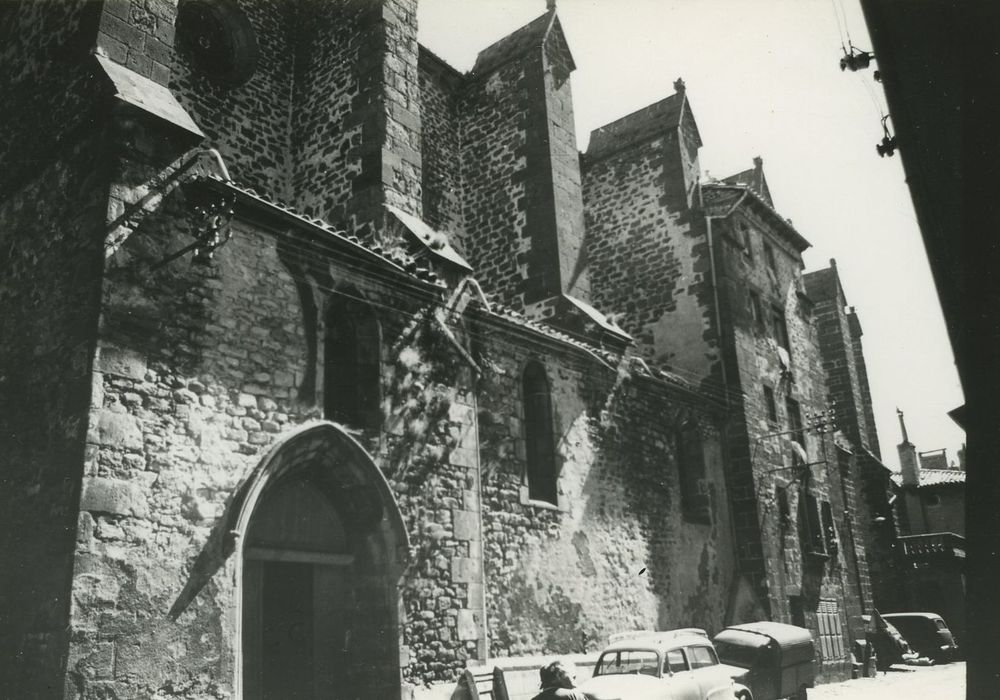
[892,413,966,645]
[1,1,881,697]
[804,262,905,617]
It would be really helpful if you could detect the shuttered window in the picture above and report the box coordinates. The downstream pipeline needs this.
[817,599,846,662]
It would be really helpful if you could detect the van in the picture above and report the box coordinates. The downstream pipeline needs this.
[881,613,959,663]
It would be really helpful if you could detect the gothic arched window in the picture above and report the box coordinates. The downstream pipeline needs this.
[523,361,557,504]
[324,294,381,431]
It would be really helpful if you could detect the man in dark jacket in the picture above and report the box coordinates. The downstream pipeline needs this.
[531,660,586,700]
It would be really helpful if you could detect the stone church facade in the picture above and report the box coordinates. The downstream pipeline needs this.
[1,1,883,698]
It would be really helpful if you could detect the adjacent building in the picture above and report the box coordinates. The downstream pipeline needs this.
[892,412,966,644]
[0,1,892,697]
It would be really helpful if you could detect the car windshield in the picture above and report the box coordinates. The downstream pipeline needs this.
[714,640,764,669]
[594,649,661,677]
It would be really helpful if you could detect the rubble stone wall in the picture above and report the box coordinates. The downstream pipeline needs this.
[714,213,854,679]
[806,269,874,451]
[475,338,735,658]
[0,133,110,695]
[582,132,720,384]
[290,0,423,235]
[0,0,101,197]
[66,187,481,695]
[418,47,466,241]
[457,60,534,309]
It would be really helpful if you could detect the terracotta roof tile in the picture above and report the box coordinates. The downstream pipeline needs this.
[192,174,442,286]
[890,469,966,487]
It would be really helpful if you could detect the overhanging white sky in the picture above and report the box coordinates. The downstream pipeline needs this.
[417,0,966,468]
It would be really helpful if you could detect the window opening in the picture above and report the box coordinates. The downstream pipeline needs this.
[748,290,763,327]
[764,241,777,274]
[324,295,380,430]
[763,386,778,424]
[738,222,754,261]
[801,491,825,555]
[785,397,803,445]
[523,362,558,504]
[821,500,838,556]
[771,307,789,351]
[776,485,791,529]
[676,419,711,524]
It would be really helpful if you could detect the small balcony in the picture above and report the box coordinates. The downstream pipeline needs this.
[898,532,966,565]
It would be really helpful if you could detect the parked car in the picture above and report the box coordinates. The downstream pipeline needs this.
[712,622,815,700]
[882,612,959,663]
[578,629,748,700]
[862,613,910,670]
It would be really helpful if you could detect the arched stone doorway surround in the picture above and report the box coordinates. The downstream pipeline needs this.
[227,422,410,699]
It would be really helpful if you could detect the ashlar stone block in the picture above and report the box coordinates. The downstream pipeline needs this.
[80,476,149,518]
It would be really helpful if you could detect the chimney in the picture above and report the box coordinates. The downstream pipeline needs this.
[896,408,920,487]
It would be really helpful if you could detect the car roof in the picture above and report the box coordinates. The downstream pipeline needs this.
[716,621,813,647]
[601,630,714,653]
[882,612,944,620]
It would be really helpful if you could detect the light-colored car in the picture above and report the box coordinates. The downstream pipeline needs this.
[578,629,749,700]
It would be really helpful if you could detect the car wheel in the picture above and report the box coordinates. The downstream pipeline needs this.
[736,691,753,700]
[790,687,808,700]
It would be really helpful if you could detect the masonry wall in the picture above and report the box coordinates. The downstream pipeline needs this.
[0,0,101,198]
[536,27,589,304]
[418,47,466,239]
[919,487,965,535]
[713,212,855,679]
[0,132,111,696]
[454,61,530,307]
[476,339,736,658]
[848,311,881,459]
[582,133,720,388]
[93,0,423,236]
[290,0,423,236]
[804,268,875,453]
[63,175,487,696]
[163,0,297,200]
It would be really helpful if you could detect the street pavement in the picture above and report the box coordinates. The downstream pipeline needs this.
[809,662,965,699]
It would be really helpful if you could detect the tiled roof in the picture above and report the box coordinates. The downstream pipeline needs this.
[481,300,717,407]
[192,174,443,287]
[585,92,688,162]
[890,469,966,488]
[702,183,811,253]
[471,10,560,76]
[722,160,772,207]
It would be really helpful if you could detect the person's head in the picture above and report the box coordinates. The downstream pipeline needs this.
[539,660,577,689]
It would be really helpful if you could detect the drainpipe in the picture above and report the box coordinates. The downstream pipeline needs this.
[471,372,490,661]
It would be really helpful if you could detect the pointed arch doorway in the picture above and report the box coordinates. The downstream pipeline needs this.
[231,423,410,700]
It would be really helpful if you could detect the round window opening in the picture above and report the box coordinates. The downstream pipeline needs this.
[177,0,259,87]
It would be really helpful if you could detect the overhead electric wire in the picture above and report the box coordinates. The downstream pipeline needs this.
[830,0,849,52]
